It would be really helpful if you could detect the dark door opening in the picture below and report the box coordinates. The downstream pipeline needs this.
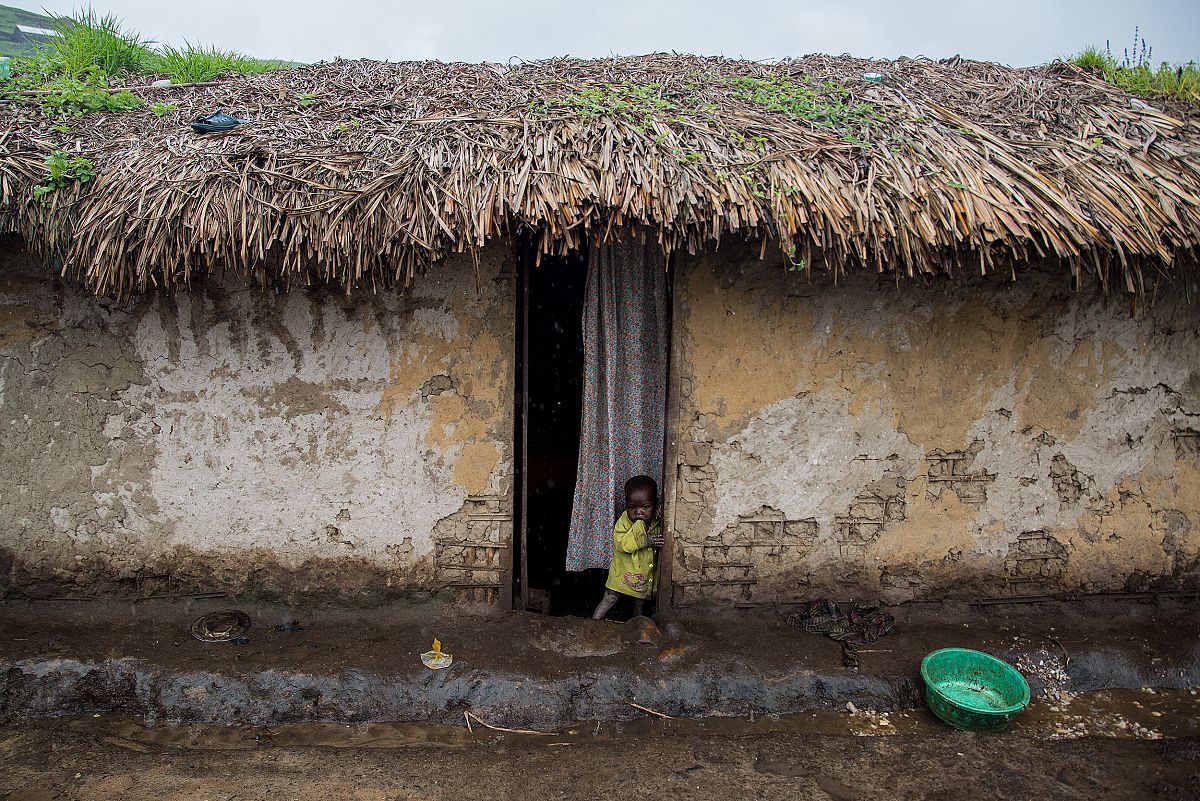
[513,236,673,618]
[512,240,606,615]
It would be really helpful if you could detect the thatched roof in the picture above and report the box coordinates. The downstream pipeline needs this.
[2,54,1199,295]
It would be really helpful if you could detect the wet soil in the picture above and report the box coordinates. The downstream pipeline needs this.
[1,694,1198,801]
[3,596,1195,682]
[2,597,1197,728]
[3,592,1198,800]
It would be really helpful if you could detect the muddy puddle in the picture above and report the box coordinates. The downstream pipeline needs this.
[60,687,1199,751]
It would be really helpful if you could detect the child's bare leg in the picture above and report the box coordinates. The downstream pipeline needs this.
[631,598,645,618]
[592,589,620,620]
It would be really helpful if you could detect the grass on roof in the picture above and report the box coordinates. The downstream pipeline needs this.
[1070,32,1199,104]
[41,8,152,76]
[152,42,288,84]
[5,7,292,114]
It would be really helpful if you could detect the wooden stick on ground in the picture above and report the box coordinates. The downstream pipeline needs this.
[1045,635,1071,668]
[463,710,555,736]
[627,701,675,720]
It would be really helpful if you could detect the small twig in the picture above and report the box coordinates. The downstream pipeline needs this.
[1045,635,1071,669]
[464,710,473,734]
[463,711,554,736]
[135,592,229,601]
[627,701,675,720]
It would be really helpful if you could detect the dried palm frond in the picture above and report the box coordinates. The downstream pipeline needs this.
[1,53,1197,296]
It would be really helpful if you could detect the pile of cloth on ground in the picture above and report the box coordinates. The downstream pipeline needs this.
[785,599,895,669]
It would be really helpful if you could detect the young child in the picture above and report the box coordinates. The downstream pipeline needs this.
[592,475,664,620]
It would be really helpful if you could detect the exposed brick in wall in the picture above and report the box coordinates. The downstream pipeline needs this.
[675,506,818,605]
[926,441,996,508]
[834,485,907,554]
[1175,429,1200,458]
[1049,454,1088,508]
[667,245,1200,605]
[1004,530,1068,588]
[433,494,512,605]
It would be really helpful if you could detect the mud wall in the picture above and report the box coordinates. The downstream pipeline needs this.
[670,245,1200,605]
[0,238,515,602]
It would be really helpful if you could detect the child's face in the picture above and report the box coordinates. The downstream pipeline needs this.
[626,487,657,524]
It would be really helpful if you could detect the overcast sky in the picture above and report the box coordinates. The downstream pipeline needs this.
[14,0,1200,67]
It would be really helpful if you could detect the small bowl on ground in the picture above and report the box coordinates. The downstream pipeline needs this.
[920,647,1030,732]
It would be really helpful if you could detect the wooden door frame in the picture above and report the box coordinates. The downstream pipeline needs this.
[656,253,681,612]
[514,237,531,609]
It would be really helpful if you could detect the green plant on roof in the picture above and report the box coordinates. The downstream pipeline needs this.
[1072,46,1110,73]
[560,82,668,119]
[785,245,807,272]
[33,150,96,203]
[741,165,769,200]
[149,101,178,117]
[297,91,318,107]
[37,68,142,116]
[728,74,886,144]
[530,81,701,130]
[1070,29,1200,104]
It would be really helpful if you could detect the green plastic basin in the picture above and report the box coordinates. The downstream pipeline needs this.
[920,647,1030,732]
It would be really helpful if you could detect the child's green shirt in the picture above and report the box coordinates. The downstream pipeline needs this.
[604,512,659,600]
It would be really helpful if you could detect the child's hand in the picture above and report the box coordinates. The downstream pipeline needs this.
[649,533,665,548]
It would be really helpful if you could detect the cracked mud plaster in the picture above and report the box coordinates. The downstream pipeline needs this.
[0,237,514,599]
[672,243,1200,603]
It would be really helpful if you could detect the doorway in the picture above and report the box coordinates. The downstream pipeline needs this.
[513,235,673,617]
[512,239,601,615]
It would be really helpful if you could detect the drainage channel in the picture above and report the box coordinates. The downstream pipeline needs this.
[44,688,1200,750]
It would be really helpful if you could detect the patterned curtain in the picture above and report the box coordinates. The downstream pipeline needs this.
[564,233,669,571]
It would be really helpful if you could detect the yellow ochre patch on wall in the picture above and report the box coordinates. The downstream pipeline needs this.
[683,261,1129,450]
[1056,459,1200,591]
[1016,338,1127,442]
[425,392,500,495]
[378,320,509,496]
[866,482,980,565]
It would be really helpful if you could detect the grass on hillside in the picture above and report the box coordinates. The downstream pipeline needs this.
[1070,30,1199,104]
[0,3,57,58]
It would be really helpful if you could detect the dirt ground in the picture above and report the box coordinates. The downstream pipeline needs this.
[2,710,1199,801]
[3,597,1199,800]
